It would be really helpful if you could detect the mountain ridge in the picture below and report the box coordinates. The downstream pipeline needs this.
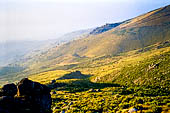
[0,5,170,86]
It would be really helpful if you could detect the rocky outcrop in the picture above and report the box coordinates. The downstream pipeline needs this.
[0,78,52,113]
[90,22,123,35]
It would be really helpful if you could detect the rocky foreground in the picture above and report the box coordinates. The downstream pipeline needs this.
[0,78,52,113]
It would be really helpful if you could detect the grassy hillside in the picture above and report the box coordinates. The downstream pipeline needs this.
[14,5,170,72]
[28,41,170,87]
[54,5,170,57]
[27,41,170,113]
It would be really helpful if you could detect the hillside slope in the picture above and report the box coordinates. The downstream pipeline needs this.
[29,40,170,88]
[28,40,170,113]
[55,5,170,56]
[23,5,170,67]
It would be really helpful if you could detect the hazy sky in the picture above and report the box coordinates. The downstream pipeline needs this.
[0,0,170,42]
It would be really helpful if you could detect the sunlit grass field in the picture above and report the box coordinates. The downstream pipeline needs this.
[28,42,170,113]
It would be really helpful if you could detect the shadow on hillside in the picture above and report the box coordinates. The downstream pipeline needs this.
[63,79,120,93]
[56,71,91,80]
[48,75,170,96]
[49,79,120,93]
[47,71,120,92]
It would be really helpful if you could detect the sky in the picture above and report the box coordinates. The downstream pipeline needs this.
[0,0,170,42]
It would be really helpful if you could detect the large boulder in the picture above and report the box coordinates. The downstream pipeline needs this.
[17,78,50,96]
[0,78,52,113]
[17,78,52,113]
[0,83,17,96]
